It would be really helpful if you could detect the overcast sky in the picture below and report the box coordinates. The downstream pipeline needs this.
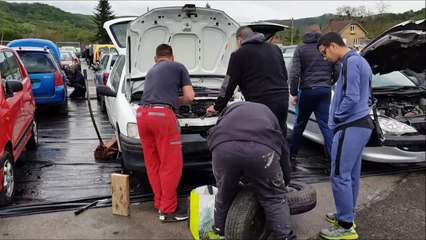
[8,1,426,22]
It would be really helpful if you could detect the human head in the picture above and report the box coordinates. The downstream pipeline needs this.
[154,44,174,63]
[71,64,79,73]
[317,32,349,63]
[236,26,253,48]
[306,23,320,33]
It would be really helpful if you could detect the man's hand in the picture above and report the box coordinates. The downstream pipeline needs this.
[206,105,216,114]
[291,96,298,106]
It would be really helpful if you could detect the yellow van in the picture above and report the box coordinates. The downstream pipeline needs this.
[93,44,116,63]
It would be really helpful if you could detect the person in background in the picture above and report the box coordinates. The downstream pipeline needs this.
[207,101,295,240]
[206,26,289,136]
[317,32,373,240]
[289,24,335,162]
[136,44,195,222]
[67,64,86,100]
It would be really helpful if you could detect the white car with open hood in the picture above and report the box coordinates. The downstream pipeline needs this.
[97,4,287,171]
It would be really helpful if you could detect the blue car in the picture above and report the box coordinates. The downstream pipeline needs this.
[8,38,68,114]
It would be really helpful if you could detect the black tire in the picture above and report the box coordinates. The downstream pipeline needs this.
[100,96,106,113]
[26,118,38,150]
[0,151,15,206]
[225,181,316,239]
[58,98,69,115]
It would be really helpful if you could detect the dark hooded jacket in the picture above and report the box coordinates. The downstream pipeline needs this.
[214,33,288,111]
[289,32,335,96]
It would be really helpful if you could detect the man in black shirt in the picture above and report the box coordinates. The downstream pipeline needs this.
[207,101,295,239]
[206,26,289,135]
[67,64,86,99]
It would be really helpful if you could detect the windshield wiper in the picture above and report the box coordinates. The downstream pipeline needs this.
[373,86,420,91]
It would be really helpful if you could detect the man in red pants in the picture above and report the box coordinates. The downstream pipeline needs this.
[136,44,195,222]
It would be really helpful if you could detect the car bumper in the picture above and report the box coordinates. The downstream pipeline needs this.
[119,133,212,172]
[34,86,66,105]
[363,146,426,163]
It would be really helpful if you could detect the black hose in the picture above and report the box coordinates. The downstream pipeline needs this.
[83,69,103,144]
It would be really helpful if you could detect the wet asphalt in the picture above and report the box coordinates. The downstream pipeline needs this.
[5,62,426,210]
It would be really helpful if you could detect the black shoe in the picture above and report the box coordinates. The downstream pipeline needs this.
[159,205,188,222]
[290,155,297,162]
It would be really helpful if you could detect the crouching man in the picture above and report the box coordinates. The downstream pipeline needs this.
[206,101,296,239]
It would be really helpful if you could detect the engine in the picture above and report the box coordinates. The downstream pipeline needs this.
[376,95,426,134]
[176,99,217,118]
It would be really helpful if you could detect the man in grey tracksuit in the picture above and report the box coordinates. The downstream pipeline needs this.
[289,26,335,161]
[207,102,295,240]
[317,32,373,240]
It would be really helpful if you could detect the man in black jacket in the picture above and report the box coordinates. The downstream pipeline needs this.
[207,101,295,239]
[206,26,289,135]
[289,25,335,161]
[67,64,86,99]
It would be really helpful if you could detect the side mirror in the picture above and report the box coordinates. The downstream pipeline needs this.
[97,85,117,97]
[5,80,23,98]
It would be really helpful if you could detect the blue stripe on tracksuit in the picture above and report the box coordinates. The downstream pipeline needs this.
[291,87,333,157]
[331,126,372,223]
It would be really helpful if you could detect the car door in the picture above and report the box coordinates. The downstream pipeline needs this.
[104,55,125,126]
[0,51,25,149]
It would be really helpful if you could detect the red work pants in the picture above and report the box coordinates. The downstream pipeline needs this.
[136,106,183,214]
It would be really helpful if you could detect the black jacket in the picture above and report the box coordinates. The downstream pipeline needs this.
[69,71,85,86]
[214,33,288,111]
[289,32,335,96]
[207,101,291,185]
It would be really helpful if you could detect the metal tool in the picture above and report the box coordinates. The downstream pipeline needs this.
[74,198,111,215]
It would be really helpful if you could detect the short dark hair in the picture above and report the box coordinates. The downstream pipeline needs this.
[156,44,173,57]
[236,26,253,40]
[317,32,346,49]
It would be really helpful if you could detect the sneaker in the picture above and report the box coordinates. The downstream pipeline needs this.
[159,205,188,222]
[320,224,358,240]
[325,213,357,228]
[205,230,225,240]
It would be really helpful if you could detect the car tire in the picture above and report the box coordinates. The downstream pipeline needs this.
[100,96,106,113]
[0,150,15,206]
[58,98,69,115]
[225,181,316,239]
[26,118,38,151]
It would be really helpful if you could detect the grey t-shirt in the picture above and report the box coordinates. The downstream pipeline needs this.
[140,60,191,109]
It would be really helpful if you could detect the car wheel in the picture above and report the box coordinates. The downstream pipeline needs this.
[26,118,38,150]
[58,98,69,115]
[100,96,106,113]
[0,151,15,206]
[225,182,316,239]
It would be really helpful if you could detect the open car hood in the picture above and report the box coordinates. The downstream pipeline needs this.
[126,5,239,79]
[104,5,287,79]
[361,19,426,75]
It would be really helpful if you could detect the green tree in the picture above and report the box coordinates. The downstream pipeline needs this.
[92,0,115,43]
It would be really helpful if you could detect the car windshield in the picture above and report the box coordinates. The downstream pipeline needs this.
[18,52,56,73]
[60,52,72,61]
[372,71,416,88]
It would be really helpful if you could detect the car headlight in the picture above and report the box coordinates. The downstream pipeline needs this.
[127,123,140,139]
[378,117,417,136]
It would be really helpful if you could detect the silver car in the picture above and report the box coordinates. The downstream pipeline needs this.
[286,20,426,163]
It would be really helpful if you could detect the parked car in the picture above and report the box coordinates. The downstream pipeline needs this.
[0,45,37,205]
[8,39,68,114]
[60,46,79,58]
[286,19,426,163]
[97,8,287,172]
[94,52,118,113]
[60,50,81,71]
[93,44,115,63]
[282,45,297,70]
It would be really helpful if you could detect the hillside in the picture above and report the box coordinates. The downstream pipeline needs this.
[0,0,424,46]
[268,8,425,45]
[0,0,96,44]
